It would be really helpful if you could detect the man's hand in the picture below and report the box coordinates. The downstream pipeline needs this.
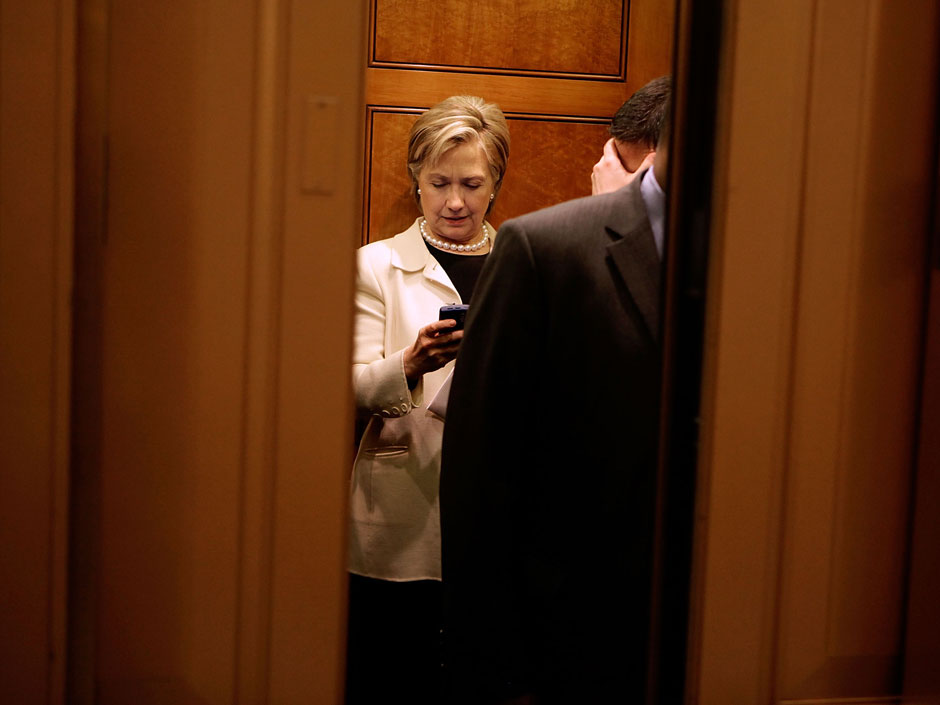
[591,138,655,195]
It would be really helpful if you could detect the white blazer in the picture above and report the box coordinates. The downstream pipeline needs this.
[348,217,494,581]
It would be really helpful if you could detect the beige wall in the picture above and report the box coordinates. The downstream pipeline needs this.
[690,1,939,703]
[87,0,363,703]
[3,0,363,702]
[0,1,74,703]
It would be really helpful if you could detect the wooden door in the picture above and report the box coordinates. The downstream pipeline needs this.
[0,1,74,703]
[362,0,675,244]
[688,1,940,703]
[902,154,940,701]
[69,0,364,703]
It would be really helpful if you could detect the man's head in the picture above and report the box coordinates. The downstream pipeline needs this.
[609,75,671,171]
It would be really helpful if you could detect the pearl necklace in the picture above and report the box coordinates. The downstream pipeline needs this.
[419,217,489,253]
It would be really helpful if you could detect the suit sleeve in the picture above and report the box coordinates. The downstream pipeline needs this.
[440,219,543,701]
[351,247,423,416]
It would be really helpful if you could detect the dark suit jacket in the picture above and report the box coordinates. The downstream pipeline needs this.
[440,175,662,704]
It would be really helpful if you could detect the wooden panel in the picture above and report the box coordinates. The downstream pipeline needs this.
[70,0,109,701]
[82,0,360,703]
[96,0,253,701]
[0,0,73,703]
[366,68,637,117]
[691,3,816,703]
[364,109,417,242]
[372,0,625,78]
[691,0,939,704]
[364,109,608,243]
[776,0,935,698]
[233,0,286,700]
[494,117,609,227]
[779,699,901,705]
[266,0,363,701]
[363,0,675,247]
[625,0,676,86]
[84,0,359,703]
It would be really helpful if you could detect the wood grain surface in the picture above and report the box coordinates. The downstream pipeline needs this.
[362,0,674,245]
[364,108,609,243]
[373,0,626,78]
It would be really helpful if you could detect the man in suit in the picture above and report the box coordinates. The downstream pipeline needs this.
[592,75,671,195]
[439,105,669,704]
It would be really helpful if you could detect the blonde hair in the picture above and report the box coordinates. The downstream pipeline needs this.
[407,96,510,211]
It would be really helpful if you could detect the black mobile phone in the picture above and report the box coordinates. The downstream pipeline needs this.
[439,304,469,331]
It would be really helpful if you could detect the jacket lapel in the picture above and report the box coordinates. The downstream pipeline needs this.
[390,218,497,303]
[605,180,662,343]
[390,218,459,299]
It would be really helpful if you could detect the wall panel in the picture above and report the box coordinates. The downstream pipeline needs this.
[776,0,936,698]
[265,0,364,702]
[373,0,625,78]
[691,0,940,703]
[95,0,253,700]
[0,0,74,702]
[362,0,674,244]
[77,0,361,703]
[364,108,609,243]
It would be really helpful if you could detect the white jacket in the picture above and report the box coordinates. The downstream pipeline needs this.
[348,217,493,580]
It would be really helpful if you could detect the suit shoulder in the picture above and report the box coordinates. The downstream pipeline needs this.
[499,189,628,247]
[357,237,387,262]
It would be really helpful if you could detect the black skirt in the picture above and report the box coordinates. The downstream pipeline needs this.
[345,573,443,705]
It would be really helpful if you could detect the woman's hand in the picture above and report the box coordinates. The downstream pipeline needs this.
[403,319,463,384]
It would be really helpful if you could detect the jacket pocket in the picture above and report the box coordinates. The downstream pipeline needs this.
[354,445,410,514]
[360,445,409,458]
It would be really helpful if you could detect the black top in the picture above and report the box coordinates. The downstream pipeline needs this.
[424,241,488,304]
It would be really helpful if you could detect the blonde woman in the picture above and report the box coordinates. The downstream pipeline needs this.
[346,95,510,705]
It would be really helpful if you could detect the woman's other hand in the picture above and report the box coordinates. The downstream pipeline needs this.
[403,319,463,383]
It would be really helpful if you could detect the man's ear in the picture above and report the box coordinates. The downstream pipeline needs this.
[615,139,656,173]
[652,142,669,191]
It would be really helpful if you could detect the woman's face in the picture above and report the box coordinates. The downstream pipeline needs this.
[418,140,495,243]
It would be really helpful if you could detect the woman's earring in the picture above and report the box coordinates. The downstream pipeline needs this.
[489,193,495,201]
[417,188,422,196]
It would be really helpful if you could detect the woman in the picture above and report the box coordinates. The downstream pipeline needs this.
[345,95,510,704]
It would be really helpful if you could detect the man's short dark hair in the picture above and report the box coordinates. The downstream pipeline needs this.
[609,75,671,149]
